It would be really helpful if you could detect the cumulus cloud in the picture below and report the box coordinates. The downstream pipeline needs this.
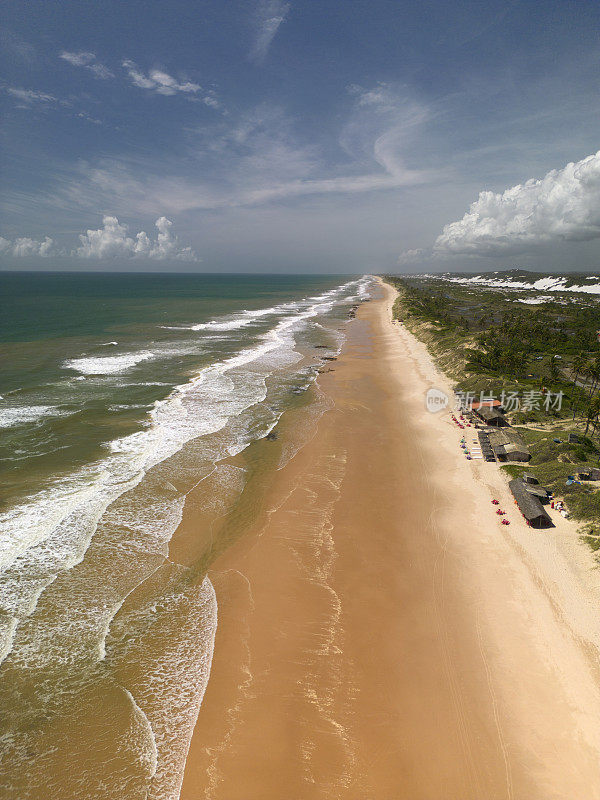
[60,50,114,79]
[0,217,197,261]
[434,150,600,257]
[249,0,291,63]
[0,236,55,257]
[76,215,198,260]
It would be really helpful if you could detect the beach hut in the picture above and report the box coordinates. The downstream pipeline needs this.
[523,484,550,503]
[509,479,553,528]
[522,474,539,485]
[488,429,530,462]
[589,468,600,481]
[475,406,507,426]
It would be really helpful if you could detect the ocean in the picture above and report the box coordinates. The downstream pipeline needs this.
[0,271,373,800]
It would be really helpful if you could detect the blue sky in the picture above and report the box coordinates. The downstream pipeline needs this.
[1,0,599,272]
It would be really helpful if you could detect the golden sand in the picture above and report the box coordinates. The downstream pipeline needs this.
[179,281,600,799]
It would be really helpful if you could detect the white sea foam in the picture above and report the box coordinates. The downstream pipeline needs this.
[190,318,256,331]
[64,351,155,375]
[142,297,336,470]
[178,301,300,332]
[106,574,217,800]
[123,688,159,780]
[63,341,206,377]
[108,403,152,411]
[0,405,66,428]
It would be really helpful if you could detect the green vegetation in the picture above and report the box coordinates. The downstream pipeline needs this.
[500,429,600,526]
[581,534,600,552]
[387,275,600,424]
[386,274,600,539]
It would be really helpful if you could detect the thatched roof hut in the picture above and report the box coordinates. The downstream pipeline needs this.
[523,484,549,502]
[488,429,530,462]
[475,406,507,426]
[509,479,553,528]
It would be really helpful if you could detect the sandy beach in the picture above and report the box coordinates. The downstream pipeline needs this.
[180,280,600,799]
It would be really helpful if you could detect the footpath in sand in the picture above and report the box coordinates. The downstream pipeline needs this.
[181,281,600,800]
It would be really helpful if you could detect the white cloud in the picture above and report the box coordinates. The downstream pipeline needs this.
[59,50,94,67]
[88,63,113,79]
[60,50,114,79]
[6,87,60,105]
[0,235,55,257]
[76,215,198,260]
[0,218,197,261]
[343,84,432,180]
[5,85,104,124]
[202,93,220,109]
[76,111,102,125]
[434,150,600,256]
[121,60,210,100]
[249,0,290,63]
[54,88,439,216]
[58,50,217,107]
[397,248,427,265]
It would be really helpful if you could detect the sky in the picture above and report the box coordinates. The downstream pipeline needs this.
[1,0,599,273]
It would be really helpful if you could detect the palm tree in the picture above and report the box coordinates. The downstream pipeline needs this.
[585,396,600,436]
[572,354,589,420]
[571,354,587,384]
[585,362,600,400]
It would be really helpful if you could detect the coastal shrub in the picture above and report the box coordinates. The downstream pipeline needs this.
[500,465,526,479]
[581,534,600,552]
[566,489,600,521]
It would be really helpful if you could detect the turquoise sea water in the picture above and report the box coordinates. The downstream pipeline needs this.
[0,271,372,799]
[1,272,350,499]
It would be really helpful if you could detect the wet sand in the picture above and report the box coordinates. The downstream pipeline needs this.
[180,282,600,799]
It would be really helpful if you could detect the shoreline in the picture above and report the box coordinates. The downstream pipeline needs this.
[180,280,600,799]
